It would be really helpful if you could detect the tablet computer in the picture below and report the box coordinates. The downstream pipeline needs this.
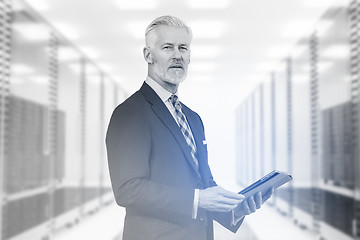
[238,170,292,198]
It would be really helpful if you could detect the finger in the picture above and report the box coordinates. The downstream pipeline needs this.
[248,196,256,213]
[255,192,262,209]
[242,200,251,215]
[215,203,239,212]
[218,196,243,205]
[263,188,274,202]
[220,190,245,200]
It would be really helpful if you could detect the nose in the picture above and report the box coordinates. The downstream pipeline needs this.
[172,48,183,60]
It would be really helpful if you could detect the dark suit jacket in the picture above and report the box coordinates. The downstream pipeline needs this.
[106,82,243,240]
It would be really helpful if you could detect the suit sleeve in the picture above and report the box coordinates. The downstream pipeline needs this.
[106,104,195,222]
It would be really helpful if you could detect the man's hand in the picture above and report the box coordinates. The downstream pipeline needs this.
[199,186,245,212]
[234,188,274,219]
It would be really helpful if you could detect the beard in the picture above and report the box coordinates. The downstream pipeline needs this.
[153,65,188,85]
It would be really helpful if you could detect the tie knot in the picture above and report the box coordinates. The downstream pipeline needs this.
[169,95,181,109]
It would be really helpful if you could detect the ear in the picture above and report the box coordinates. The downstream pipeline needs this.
[143,47,153,64]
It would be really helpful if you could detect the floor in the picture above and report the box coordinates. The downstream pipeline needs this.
[53,200,315,240]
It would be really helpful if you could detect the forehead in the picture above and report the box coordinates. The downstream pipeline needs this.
[152,25,191,45]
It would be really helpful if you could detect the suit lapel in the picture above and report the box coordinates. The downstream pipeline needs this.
[139,83,201,179]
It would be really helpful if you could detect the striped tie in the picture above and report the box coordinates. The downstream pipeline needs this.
[169,95,199,169]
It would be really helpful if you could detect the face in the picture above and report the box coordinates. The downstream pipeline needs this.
[145,25,191,85]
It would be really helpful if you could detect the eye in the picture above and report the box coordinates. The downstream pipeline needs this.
[180,46,188,51]
[162,45,172,50]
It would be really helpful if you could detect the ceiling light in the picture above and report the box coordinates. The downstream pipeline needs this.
[127,22,148,39]
[12,0,25,12]
[190,21,226,38]
[12,23,49,41]
[30,76,48,84]
[86,64,100,75]
[80,46,101,59]
[86,71,101,85]
[191,45,220,58]
[344,75,352,82]
[58,47,80,61]
[256,62,277,72]
[303,0,347,8]
[318,62,332,73]
[322,44,349,59]
[274,61,287,72]
[99,63,117,74]
[53,22,79,40]
[11,77,24,84]
[12,64,35,74]
[266,45,292,58]
[69,62,106,76]
[25,0,50,11]
[292,74,309,83]
[247,74,270,83]
[190,62,216,72]
[316,20,333,37]
[115,0,157,10]
[291,45,307,58]
[303,0,334,8]
[69,63,81,73]
[86,74,101,85]
[187,0,230,9]
[281,20,314,39]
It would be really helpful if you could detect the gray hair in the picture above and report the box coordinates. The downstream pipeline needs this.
[145,15,192,47]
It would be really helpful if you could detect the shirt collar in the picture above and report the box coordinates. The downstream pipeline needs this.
[145,76,178,103]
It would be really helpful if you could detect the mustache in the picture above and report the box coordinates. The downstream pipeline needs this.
[169,60,185,69]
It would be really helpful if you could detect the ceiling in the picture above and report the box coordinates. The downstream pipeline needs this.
[22,0,343,102]
[16,0,348,180]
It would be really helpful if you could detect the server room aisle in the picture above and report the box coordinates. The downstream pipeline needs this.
[53,202,125,240]
[52,195,316,240]
[52,201,258,240]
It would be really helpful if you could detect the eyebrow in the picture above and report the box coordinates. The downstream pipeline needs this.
[161,43,189,47]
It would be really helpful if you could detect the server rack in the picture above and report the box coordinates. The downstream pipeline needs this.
[273,60,292,216]
[236,105,246,186]
[254,88,264,182]
[316,5,355,240]
[252,90,260,183]
[243,98,250,185]
[241,101,248,186]
[0,1,12,239]
[236,81,270,187]
[262,79,274,177]
[55,51,83,233]
[291,37,313,230]
[349,0,360,238]
[102,79,119,197]
[236,0,359,239]
[0,0,126,239]
[248,95,255,183]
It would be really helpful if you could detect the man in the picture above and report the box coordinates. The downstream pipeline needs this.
[106,15,273,240]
